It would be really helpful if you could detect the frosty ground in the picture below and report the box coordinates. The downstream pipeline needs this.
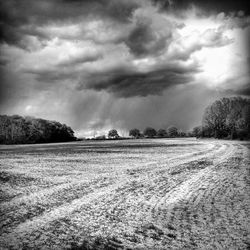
[0,138,249,249]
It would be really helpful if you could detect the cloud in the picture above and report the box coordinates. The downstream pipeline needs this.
[13,3,241,98]
[0,0,140,26]
[57,51,102,67]
[1,0,249,50]
[0,0,142,48]
[125,19,167,56]
[154,0,250,15]
[17,39,104,83]
[48,21,130,45]
[77,62,199,97]
[124,7,174,57]
[167,27,233,61]
[23,67,78,83]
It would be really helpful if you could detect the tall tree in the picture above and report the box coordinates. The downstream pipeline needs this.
[202,97,250,139]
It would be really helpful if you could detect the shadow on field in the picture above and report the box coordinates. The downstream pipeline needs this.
[170,159,213,175]
[69,236,126,250]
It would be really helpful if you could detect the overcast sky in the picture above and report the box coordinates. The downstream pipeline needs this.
[0,0,249,137]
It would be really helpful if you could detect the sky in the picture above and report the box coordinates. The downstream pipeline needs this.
[0,0,249,137]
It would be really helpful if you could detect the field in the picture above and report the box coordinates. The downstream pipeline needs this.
[0,138,249,249]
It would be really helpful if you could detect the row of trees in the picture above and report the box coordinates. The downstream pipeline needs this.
[95,126,187,140]
[193,97,250,140]
[101,97,250,141]
[129,126,186,138]
[1,97,248,144]
[0,115,76,144]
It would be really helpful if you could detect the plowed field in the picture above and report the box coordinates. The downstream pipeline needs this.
[0,139,249,249]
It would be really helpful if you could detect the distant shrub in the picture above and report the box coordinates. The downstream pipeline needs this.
[192,126,202,138]
[108,129,120,139]
[129,128,141,138]
[143,127,157,138]
[157,129,167,138]
[167,126,178,137]
[179,131,186,137]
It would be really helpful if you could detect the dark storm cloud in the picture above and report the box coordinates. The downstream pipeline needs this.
[23,58,200,97]
[23,68,77,83]
[0,0,141,47]
[125,16,172,57]
[0,58,9,67]
[22,50,103,83]
[0,0,139,25]
[0,24,22,47]
[77,63,199,97]
[153,0,250,14]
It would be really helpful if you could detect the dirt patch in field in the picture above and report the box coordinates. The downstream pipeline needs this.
[0,171,37,184]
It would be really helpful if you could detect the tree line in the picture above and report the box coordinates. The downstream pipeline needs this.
[193,97,250,140]
[0,115,76,144]
[129,126,186,138]
[101,97,250,140]
[93,126,187,140]
[1,96,249,144]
